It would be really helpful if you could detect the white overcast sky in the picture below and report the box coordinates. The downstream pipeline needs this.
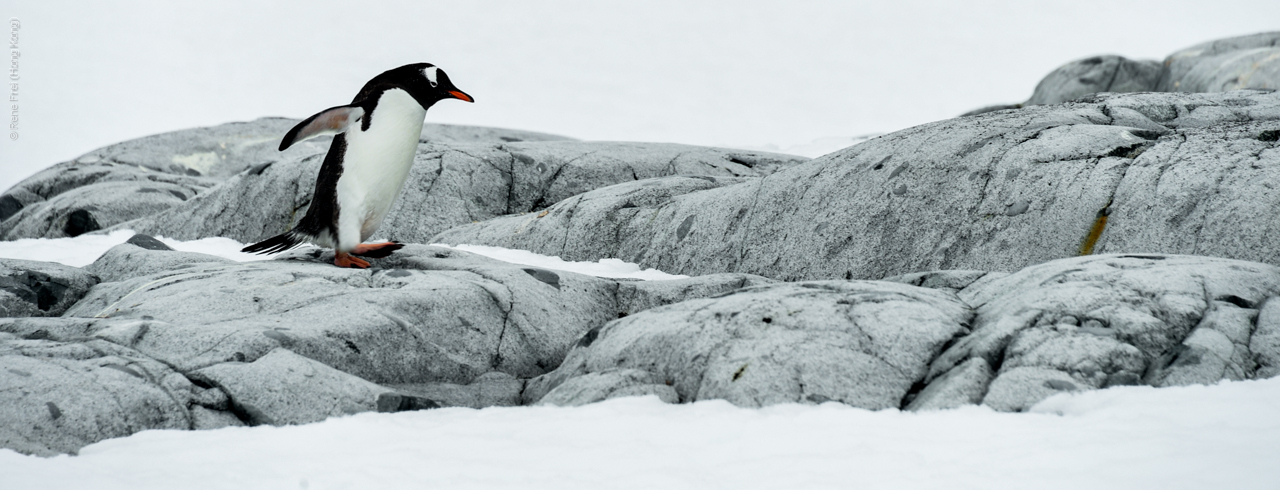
[1,0,1278,191]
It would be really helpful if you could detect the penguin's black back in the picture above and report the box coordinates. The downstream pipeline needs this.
[241,133,347,255]
[297,133,346,239]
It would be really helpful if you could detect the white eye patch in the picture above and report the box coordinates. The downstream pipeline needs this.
[422,66,439,87]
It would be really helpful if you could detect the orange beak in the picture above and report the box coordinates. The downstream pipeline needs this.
[448,90,474,103]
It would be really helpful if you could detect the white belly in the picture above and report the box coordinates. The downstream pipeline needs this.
[334,88,425,250]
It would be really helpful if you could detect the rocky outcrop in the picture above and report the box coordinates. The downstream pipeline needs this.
[1,259,98,317]
[931,254,1280,411]
[115,141,805,246]
[1159,31,1280,93]
[965,32,1280,116]
[1026,55,1163,106]
[434,90,1280,281]
[0,118,806,243]
[0,239,783,455]
[528,254,1280,412]
[0,119,580,240]
[529,281,972,408]
[0,330,193,456]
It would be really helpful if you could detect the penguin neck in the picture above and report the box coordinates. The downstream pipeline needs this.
[341,87,425,187]
[360,88,427,135]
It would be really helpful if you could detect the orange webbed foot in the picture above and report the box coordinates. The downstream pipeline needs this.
[334,251,371,269]
[351,241,405,258]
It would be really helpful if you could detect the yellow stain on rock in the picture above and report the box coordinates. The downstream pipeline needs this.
[1079,200,1112,256]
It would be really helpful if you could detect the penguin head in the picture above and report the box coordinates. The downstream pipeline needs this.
[355,63,474,109]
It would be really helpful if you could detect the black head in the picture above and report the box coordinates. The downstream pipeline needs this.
[353,63,473,109]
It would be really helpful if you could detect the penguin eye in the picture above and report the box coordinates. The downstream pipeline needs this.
[421,66,439,88]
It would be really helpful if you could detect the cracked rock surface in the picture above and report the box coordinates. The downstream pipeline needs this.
[0,118,587,240]
[115,141,805,245]
[1,259,99,317]
[528,280,973,408]
[0,240,769,455]
[529,254,1280,412]
[965,31,1279,116]
[0,117,806,243]
[435,90,1280,281]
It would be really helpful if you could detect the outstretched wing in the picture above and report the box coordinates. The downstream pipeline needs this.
[278,104,365,151]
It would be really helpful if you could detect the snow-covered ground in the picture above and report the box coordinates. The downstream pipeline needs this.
[0,230,687,280]
[1,378,1278,490]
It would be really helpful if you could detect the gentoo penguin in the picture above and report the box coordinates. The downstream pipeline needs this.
[241,63,473,268]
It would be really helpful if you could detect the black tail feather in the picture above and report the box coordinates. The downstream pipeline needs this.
[241,231,307,255]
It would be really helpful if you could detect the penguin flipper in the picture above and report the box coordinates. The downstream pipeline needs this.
[241,231,309,255]
[279,104,366,151]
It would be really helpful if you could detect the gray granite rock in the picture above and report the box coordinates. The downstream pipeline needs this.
[1026,55,1163,106]
[0,259,98,317]
[905,357,992,411]
[0,337,191,456]
[190,348,396,426]
[435,90,1280,281]
[0,118,297,238]
[419,123,575,144]
[0,120,587,240]
[116,141,805,245]
[615,273,776,317]
[930,254,1280,411]
[523,280,972,408]
[537,368,679,406]
[964,32,1279,116]
[433,175,752,266]
[63,245,619,384]
[1159,31,1280,93]
[388,371,525,409]
[1252,298,1280,379]
[86,239,234,283]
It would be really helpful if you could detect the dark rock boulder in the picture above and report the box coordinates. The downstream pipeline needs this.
[0,259,98,317]
[434,90,1280,282]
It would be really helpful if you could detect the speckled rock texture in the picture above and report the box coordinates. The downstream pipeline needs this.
[0,259,98,317]
[527,255,1280,412]
[965,31,1279,115]
[116,141,805,246]
[435,90,1280,281]
[0,238,781,455]
[0,118,575,240]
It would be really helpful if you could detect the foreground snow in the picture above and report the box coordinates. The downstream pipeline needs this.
[0,230,272,267]
[0,230,687,280]
[2,378,1277,489]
